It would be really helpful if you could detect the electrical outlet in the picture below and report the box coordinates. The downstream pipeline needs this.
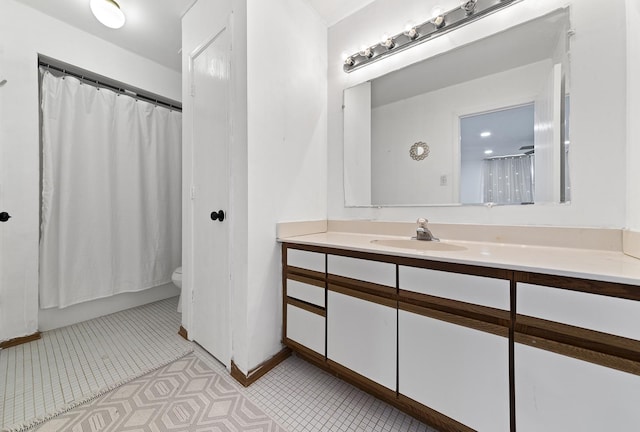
[440,175,448,186]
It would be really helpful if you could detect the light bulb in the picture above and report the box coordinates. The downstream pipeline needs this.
[90,0,126,29]
[430,6,445,28]
[381,33,395,49]
[359,45,373,58]
[461,0,477,15]
[404,23,419,40]
[404,22,415,33]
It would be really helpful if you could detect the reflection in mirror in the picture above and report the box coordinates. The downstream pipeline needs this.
[460,104,534,205]
[343,8,571,207]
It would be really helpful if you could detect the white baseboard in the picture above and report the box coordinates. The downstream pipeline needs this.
[38,283,179,331]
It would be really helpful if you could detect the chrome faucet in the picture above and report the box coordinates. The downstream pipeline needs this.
[415,218,439,241]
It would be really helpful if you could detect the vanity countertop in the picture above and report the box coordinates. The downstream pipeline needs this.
[279,231,640,286]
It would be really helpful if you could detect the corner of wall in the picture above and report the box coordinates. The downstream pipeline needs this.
[623,229,640,260]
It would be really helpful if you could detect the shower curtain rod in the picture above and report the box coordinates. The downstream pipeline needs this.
[38,60,182,111]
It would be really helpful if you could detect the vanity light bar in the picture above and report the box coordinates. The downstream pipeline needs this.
[343,0,520,73]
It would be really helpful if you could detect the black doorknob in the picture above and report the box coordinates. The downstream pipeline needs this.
[0,212,11,222]
[210,210,225,222]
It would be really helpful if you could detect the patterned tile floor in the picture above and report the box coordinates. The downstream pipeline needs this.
[0,297,435,432]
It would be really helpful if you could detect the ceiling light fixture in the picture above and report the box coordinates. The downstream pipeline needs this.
[90,0,126,29]
[342,0,519,73]
[480,131,492,137]
[484,149,494,155]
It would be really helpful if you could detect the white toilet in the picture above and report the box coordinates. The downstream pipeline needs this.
[171,267,182,312]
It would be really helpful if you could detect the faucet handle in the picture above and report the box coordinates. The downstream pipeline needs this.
[417,218,428,228]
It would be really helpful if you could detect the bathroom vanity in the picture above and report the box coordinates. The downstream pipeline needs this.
[280,229,640,432]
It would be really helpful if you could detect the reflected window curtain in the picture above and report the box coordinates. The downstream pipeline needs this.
[39,70,182,309]
[482,154,534,204]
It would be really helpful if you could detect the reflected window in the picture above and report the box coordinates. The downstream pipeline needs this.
[460,104,535,204]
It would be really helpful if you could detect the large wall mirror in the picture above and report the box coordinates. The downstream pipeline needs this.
[343,8,571,207]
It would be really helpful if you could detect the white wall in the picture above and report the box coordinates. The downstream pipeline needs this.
[627,0,640,231]
[0,0,181,342]
[245,0,327,371]
[370,61,548,205]
[329,0,628,228]
[181,0,326,375]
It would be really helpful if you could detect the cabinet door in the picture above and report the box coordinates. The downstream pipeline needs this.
[287,249,325,273]
[399,309,510,432]
[327,290,396,390]
[400,266,510,310]
[516,343,640,432]
[286,304,325,356]
[517,282,640,340]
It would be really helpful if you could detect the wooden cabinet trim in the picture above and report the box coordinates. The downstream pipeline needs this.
[397,394,476,432]
[328,273,396,297]
[397,256,512,280]
[284,338,326,364]
[515,272,640,301]
[287,266,325,281]
[326,359,398,402]
[286,297,326,317]
[287,272,326,288]
[515,314,640,364]
[399,290,511,329]
[400,301,509,338]
[283,242,330,255]
[285,242,510,279]
[282,243,288,344]
[515,332,640,376]
[328,282,397,308]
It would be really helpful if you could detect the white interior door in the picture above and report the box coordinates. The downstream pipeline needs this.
[190,27,231,366]
[0,182,14,341]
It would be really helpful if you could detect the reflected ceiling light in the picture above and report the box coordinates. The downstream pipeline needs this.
[480,131,492,137]
[90,0,126,29]
[484,149,494,155]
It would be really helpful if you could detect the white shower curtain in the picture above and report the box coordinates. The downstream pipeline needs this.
[482,154,534,204]
[39,71,182,309]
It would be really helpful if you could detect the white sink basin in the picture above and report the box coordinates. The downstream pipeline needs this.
[370,239,467,252]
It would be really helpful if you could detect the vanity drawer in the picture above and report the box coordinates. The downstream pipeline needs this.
[328,255,395,287]
[286,276,325,307]
[517,283,640,341]
[286,303,325,356]
[287,249,325,273]
[399,266,510,310]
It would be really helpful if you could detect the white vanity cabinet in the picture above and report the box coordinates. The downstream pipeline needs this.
[515,279,640,432]
[283,247,326,358]
[398,266,511,432]
[281,243,640,432]
[327,255,397,392]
